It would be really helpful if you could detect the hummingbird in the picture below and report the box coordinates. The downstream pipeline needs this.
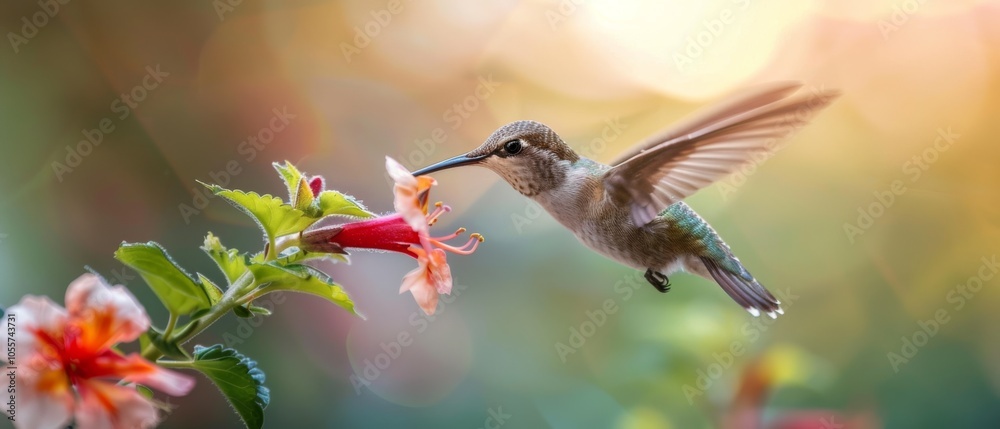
[411,83,838,318]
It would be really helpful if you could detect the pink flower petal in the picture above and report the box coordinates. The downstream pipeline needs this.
[74,380,160,429]
[110,354,196,397]
[399,265,422,294]
[5,295,67,359]
[426,248,453,295]
[11,366,74,429]
[385,156,417,187]
[403,268,440,316]
[399,247,454,315]
[386,156,436,234]
[7,274,192,429]
[65,274,150,348]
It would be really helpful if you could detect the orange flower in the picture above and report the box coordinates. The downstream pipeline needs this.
[386,156,437,233]
[400,247,453,315]
[5,274,195,429]
[301,157,482,314]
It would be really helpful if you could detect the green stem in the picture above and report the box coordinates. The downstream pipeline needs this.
[234,286,269,307]
[272,234,300,256]
[265,235,277,261]
[162,312,178,340]
[156,360,194,369]
[141,270,256,362]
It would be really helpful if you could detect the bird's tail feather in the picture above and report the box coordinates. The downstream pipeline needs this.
[700,256,783,318]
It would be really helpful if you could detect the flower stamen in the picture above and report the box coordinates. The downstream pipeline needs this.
[426,202,450,226]
[430,233,483,255]
[431,227,468,242]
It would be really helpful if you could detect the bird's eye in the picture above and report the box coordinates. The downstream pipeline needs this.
[504,139,522,155]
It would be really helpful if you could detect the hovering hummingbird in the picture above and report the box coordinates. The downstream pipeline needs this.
[411,83,838,318]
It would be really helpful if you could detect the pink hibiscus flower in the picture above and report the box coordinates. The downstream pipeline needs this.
[4,274,195,429]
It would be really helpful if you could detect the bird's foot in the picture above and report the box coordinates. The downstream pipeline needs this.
[644,269,671,293]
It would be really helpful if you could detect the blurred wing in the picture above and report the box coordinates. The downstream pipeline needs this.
[603,83,839,226]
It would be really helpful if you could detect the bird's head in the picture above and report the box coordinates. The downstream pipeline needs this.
[413,120,579,196]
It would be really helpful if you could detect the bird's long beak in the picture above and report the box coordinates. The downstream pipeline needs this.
[412,153,486,176]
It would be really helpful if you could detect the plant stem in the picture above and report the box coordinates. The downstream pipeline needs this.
[140,270,256,362]
[162,312,178,340]
[155,360,193,369]
[265,235,277,261]
[272,234,300,256]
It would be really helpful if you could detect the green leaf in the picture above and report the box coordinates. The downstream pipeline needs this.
[189,307,212,319]
[232,305,253,318]
[317,190,374,219]
[191,345,270,429]
[201,183,316,243]
[272,161,303,205]
[201,232,250,286]
[197,273,224,305]
[275,160,370,219]
[273,247,349,266]
[294,178,315,213]
[232,304,273,318]
[248,305,272,316]
[114,242,212,315]
[136,385,154,400]
[273,160,316,213]
[249,262,358,315]
[141,330,189,359]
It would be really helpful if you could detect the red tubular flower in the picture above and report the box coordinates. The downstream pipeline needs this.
[4,274,195,429]
[301,157,483,314]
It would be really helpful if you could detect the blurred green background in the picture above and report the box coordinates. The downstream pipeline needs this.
[2,0,1000,428]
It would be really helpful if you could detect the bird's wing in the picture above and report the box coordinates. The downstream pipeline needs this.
[603,82,839,226]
